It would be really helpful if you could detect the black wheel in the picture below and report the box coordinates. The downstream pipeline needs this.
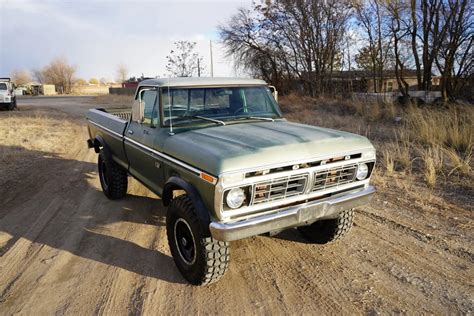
[167,195,230,285]
[297,209,354,244]
[98,149,128,200]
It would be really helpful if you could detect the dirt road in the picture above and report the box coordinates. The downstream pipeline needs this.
[0,97,472,314]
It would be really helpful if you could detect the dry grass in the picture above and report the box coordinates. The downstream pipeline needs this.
[406,105,473,152]
[91,94,133,109]
[445,146,473,176]
[424,156,437,189]
[381,148,395,176]
[280,94,473,193]
[0,108,82,173]
[420,146,444,188]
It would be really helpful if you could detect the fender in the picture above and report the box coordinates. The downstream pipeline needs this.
[163,176,211,235]
[92,135,109,154]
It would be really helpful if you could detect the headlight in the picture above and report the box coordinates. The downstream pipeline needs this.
[226,187,246,209]
[356,163,369,180]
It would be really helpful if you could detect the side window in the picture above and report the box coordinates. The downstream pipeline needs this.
[141,89,157,125]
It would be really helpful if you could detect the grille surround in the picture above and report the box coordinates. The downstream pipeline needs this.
[312,164,358,192]
[251,174,308,205]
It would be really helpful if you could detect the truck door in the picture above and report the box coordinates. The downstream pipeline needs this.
[124,87,165,195]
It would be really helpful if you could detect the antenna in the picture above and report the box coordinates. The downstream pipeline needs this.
[167,77,174,135]
[210,40,214,77]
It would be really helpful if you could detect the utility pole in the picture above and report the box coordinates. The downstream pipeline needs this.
[210,40,214,77]
[197,58,201,77]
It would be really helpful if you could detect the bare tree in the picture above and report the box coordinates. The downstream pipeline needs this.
[32,68,45,84]
[385,1,411,97]
[407,0,452,91]
[166,41,204,77]
[10,69,32,86]
[353,0,392,93]
[39,57,76,94]
[116,64,128,83]
[220,0,352,96]
[435,0,473,101]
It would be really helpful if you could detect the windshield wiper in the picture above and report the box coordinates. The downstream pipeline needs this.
[246,116,275,122]
[173,115,226,126]
[193,116,226,125]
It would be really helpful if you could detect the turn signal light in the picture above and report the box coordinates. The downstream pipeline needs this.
[200,172,217,184]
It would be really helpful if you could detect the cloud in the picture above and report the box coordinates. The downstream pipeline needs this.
[0,0,252,79]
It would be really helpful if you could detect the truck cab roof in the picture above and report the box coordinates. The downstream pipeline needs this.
[138,77,267,88]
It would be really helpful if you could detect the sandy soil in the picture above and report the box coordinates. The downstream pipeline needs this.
[0,97,472,314]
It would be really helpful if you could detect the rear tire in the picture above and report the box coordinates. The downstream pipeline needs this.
[297,209,354,244]
[167,195,230,285]
[98,149,128,200]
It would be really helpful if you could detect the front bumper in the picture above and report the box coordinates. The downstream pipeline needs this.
[209,185,375,241]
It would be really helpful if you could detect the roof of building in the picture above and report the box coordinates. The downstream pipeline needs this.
[331,69,419,79]
[138,77,267,88]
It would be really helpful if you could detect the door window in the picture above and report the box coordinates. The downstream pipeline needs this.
[141,89,158,125]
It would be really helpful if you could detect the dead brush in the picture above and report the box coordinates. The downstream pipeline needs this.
[420,146,445,189]
[394,130,412,171]
[406,104,473,152]
[444,145,473,176]
[381,148,395,176]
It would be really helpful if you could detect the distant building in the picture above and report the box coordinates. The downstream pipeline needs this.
[329,69,425,93]
[298,69,439,94]
[122,76,154,89]
[29,83,57,96]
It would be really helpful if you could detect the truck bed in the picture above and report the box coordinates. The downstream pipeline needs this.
[103,108,132,121]
[86,108,131,169]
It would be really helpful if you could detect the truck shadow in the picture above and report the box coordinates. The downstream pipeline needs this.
[0,145,185,284]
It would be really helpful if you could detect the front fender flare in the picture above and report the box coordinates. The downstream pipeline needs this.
[163,176,211,235]
[92,135,109,154]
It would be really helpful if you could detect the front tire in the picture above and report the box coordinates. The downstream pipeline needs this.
[166,196,230,285]
[297,209,354,244]
[98,149,128,200]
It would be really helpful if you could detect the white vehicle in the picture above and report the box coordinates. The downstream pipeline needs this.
[0,78,17,111]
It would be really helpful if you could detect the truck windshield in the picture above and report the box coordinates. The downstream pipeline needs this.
[0,83,7,90]
[161,86,281,127]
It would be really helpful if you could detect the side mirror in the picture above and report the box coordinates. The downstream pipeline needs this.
[131,99,144,123]
[269,85,278,102]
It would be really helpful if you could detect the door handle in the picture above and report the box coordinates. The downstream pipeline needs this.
[128,130,134,135]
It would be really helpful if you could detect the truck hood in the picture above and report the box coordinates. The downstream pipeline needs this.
[162,120,374,175]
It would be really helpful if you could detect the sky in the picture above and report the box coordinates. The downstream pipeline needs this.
[0,0,254,81]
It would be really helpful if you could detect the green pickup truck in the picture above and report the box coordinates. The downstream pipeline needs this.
[86,77,376,285]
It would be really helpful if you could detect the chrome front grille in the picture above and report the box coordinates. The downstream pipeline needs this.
[312,164,357,192]
[251,174,308,205]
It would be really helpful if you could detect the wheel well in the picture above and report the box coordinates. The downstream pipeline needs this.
[162,183,186,206]
[93,138,103,153]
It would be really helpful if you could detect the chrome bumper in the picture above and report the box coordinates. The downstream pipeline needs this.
[209,185,375,241]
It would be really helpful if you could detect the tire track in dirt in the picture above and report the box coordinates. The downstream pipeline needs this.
[359,208,474,262]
